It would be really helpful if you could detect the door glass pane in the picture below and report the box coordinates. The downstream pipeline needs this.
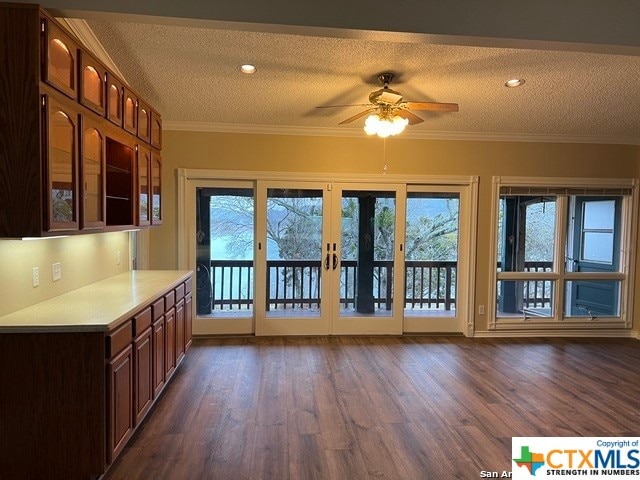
[266,189,323,317]
[405,193,459,317]
[82,127,103,223]
[49,110,75,223]
[580,199,615,264]
[151,157,161,222]
[196,187,254,318]
[340,191,395,317]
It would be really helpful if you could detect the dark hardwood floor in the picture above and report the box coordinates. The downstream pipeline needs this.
[104,336,640,479]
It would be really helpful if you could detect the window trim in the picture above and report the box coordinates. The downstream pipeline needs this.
[488,176,638,330]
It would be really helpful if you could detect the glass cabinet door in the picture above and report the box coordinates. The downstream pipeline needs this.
[137,100,151,143]
[80,118,105,229]
[106,73,123,127]
[123,88,138,135]
[137,146,151,226]
[151,153,162,224]
[151,110,162,149]
[45,95,78,231]
[79,51,106,115]
[43,18,77,99]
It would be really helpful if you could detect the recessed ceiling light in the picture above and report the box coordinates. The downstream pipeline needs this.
[239,64,257,74]
[505,78,526,88]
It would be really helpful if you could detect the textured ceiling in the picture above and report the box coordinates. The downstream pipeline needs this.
[84,18,640,142]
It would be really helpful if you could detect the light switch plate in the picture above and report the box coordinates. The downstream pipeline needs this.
[52,262,62,281]
[32,267,40,287]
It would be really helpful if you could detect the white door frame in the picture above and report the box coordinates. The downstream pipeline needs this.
[177,169,478,336]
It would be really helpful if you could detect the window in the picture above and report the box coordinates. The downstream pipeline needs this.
[490,178,635,328]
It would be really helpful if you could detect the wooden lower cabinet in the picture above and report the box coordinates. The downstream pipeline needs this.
[185,293,193,350]
[152,315,166,397]
[165,306,176,379]
[176,298,185,364]
[0,273,192,480]
[134,326,153,424]
[107,343,133,464]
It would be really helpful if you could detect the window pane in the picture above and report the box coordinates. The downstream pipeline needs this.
[583,200,615,229]
[497,196,555,272]
[497,280,554,317]
[565,280,620,317]
[582,232,613,263]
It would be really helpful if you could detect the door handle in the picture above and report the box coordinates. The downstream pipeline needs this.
[332,253,338,270]
[324,253,330,270]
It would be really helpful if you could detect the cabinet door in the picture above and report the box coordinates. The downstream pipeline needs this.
[42,18,77,99]
[80,117,105,229]
[106,73,123,127]
[107,344,133,464]
[105,137,135,227]
[175,298,185,364]
[165,307,176,379]
[79,51,106,115]
[134,327,153,425]
[151,110,162,149]
[151,153,162,225]
[152,317,165,398]
[136,146,151,226]
[137,100,151,143]
[185,293,193,351]
[44,95,79,231]
[123,88,138,135]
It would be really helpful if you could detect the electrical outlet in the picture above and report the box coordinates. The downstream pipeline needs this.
[32,267,40,287]
[117,251,121,265]
[52,262,62,281]
[478,305,485,315]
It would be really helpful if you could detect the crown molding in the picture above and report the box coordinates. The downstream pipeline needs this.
[57,17,128,84]
[163,120,640,145]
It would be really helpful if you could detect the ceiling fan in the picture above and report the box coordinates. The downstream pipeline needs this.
[317,72,459,137]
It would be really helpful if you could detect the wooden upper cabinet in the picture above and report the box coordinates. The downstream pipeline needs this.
[79,51,106,116]
[136,145,151,226]
[106,73,124,127]
[42,18,78,100]
[151,153,162,225]
[151,110,162,149]
[123,88,138,135]
[137,100,151,143]
[80,117,106,230]
[43,95,79,232]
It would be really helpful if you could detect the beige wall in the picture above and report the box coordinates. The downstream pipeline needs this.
[0,232,130,317]
[150,130,639,333]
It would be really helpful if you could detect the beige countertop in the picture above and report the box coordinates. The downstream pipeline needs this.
[0,270,192,333]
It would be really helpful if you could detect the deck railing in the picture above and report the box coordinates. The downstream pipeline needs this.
[199,259,553,313]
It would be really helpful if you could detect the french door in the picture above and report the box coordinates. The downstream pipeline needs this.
[255,181,405,335]
[182,172,476,337]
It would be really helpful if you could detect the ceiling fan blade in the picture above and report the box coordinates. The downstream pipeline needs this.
[403,102,459,112]
[395,109,424,125]
[339,108,378,125]
[315,103,372,109]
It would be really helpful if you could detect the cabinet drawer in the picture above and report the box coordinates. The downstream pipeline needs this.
[175,283,185,301]
[152,297,165,320]
[165,290,175,310]
[184,277,192,295]
[106,320,133,359]
[133,306,152,336]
